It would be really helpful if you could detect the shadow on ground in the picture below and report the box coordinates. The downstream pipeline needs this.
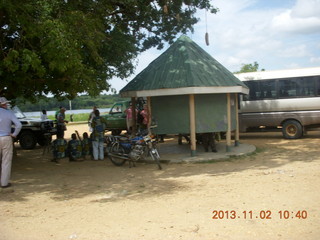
[1,132,319,203]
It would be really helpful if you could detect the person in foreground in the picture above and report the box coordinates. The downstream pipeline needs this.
[68,133,83,162]
[0,97,22,189]
[51,132,67,163]
[91,109,107,161]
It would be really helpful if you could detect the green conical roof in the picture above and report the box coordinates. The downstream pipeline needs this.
[120,35,248,97]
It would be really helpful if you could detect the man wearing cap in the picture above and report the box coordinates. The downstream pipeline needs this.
[0,97,22,189]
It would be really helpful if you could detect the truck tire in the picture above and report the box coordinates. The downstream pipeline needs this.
[19,131,37,149]
[282,120,303,139]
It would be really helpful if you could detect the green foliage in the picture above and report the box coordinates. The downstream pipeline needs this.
[234,61,265,74]
[0,0,217,101]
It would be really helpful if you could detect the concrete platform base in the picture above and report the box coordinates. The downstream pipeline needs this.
[156,140,256,163]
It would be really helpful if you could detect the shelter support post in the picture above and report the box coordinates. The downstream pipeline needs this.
[131,97,137,136]
[147,97,152,135]
[226,93,232,152]
[235,93,240,146]
[189,94,196,156]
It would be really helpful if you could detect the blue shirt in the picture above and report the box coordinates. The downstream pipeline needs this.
[57,112,66,126]
[91,116,106,142]
[0,108,22,137]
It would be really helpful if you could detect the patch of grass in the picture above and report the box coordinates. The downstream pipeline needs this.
[254,147,265,154]
[229,147,265,159]
[48,113,89,122]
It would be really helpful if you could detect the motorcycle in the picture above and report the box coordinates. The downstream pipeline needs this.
[106,134,162,170]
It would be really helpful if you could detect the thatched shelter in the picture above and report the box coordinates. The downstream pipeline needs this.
[120,35,249,156]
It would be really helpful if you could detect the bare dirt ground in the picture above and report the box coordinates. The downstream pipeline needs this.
[0,123,319,240]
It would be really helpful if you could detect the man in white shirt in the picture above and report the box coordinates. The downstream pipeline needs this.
[40,109,48,121]
[0,97,22,189]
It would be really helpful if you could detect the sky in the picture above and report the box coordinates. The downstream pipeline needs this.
[109,0,320,93]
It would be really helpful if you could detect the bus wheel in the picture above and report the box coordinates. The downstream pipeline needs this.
[282,120,303,139]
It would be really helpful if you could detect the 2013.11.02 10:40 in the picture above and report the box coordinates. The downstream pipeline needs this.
[278,210,307,219]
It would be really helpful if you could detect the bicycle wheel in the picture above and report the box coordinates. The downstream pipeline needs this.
[109,143,127,166]
[149,148,162,170]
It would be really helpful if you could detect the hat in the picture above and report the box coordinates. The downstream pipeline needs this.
[0,97,11,104]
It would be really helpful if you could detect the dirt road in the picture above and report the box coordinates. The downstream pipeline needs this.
[0,124,319,240]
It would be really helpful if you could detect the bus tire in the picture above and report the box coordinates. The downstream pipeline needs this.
[282,120,303,139]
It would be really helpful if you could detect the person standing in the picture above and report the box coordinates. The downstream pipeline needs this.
[0,97,22,188]
[139,104,149,135]
[124,103,136,134]
[56,107,68,138]
[88,106,97,132]
[40,109,48,121]
[91,109,107,161]
[55,106,62,120]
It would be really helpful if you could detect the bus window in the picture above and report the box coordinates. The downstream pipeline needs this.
[243,80,277,100]
[243,81,258,100]
[260,80,276,99]
[243,76,317,100]
[297,77,315,97]
[278,78,298,97]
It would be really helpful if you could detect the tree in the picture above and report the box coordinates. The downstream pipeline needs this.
[0,0,217,101]
[234,61,265,74]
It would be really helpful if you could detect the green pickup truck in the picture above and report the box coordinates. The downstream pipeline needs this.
[101,99,146,135]
[101,100,130,135]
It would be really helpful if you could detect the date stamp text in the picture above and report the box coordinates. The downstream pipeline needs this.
[212,210,308,220]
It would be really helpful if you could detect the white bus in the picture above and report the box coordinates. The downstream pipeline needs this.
[235,67,320,139]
